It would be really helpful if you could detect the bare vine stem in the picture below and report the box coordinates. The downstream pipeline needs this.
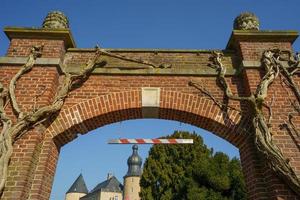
[264,94,275,125]
[188,81,242,113]
[189,50,300,195]
[0,44,173,195]
[288,114,300,137]
[277,50,300,139]
[9,46,43,120]
[0,46,103,195]
[97,46,171,69]
[279,62,300,103]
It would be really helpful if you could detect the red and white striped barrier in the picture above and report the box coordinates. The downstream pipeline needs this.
[108,138,193,144]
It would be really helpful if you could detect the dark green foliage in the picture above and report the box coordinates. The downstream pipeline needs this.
[140,131,246,200]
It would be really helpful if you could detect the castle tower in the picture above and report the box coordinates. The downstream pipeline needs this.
[65,174,88,200]
[123,145,142,200]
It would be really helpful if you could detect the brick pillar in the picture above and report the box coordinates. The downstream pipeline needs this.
[227,30,300,199]
[1,130,44,200]
[27,132,59,200]
[0,27,75,200]
[239,136,270,199]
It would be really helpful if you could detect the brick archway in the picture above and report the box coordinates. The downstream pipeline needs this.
[32,90,253,200]
[1,18,300,200]
[49,90,247,147]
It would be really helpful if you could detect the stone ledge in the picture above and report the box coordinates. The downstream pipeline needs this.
[65,65,239,76]
[242,60,290,68]
[67,48,235,53]
[227,30,299,50]
[0,56,61,66]
[0,56,240,76]
[4,27,76,48]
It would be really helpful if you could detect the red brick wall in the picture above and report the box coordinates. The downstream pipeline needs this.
[237,39,300,200]
[0,33,299,200]
[6,39,65,58]
[239,41,292,61]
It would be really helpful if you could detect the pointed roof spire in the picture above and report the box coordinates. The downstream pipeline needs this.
[125,145,142,177]
[66,174,88,194]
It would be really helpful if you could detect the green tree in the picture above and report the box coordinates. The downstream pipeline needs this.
[140,131,246,200]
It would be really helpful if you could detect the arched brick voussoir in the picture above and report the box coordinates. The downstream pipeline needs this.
[46,90,251,148]
[46,90,142,145]
[159,91,251,147]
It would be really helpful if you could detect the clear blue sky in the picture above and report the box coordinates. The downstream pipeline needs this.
[0,1,299,200]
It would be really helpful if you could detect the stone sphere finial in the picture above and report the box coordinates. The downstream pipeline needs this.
[42,11,69,29]
[233,12,260,30]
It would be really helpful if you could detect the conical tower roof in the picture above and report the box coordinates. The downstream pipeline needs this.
[66,174,88,194]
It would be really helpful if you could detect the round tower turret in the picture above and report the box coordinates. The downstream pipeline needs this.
[125,144,142,177]
[123,145,142,200]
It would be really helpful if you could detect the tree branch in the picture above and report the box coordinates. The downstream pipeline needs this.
[263,94,274,126]
[0,46,102,195]
[287,113,300,138]
[188,81,242,113]
[288,52,300,75]
[13,48,103,140]
[189,50,300,196]
[254,114,300,195]
[97,47,171,69]
[0,118,12,192]
[0,83,9,122]
[0,44,174,195]
[278,60,300,104]
[0,82,12,195]
[8,46,43,120]
[210,51,252,102]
